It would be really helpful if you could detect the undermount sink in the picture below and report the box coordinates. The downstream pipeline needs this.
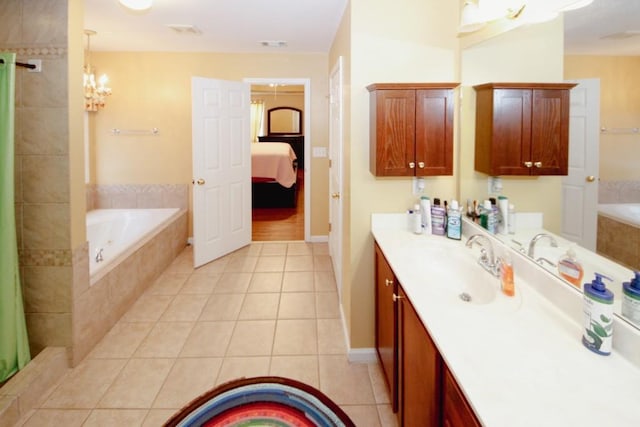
[404,247,500,306]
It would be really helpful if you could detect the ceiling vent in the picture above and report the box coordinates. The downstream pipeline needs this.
[167,24,202,35]
[600,30,640,40]
[260,40,288,48]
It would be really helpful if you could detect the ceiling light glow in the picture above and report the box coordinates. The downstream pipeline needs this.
[119,0,152,11]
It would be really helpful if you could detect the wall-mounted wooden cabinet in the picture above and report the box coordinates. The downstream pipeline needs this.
[473,82,577,176]
[374,245,481,426]
[367,83,459,177]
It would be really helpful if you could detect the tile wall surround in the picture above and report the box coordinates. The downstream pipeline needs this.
[598,180,640,204]
[1,0,76,368]
[86,184,189,211]
[597,215,640,271]
[71,211,188,365]
[0,347,69,427]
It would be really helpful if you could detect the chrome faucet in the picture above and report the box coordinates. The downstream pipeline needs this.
[465,234,500,277]
[95,248,104,263]
[527,233,558,258]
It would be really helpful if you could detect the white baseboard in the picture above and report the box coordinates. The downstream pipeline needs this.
[339,302,378,364]
[309,235,329,243]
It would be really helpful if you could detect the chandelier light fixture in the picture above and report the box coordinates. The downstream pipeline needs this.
[118,0,153,11]
[83,30,111,112]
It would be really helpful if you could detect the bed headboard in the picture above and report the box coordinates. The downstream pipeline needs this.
[267,107,303,135]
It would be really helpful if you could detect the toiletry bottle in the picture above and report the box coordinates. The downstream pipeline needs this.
[446,200,462,240]
[431,198,446,236]
[498,195,509,235]
[412,203,422,234]
[557,246,584,287]
[622,271,640,327]
[480,200,496,233]
[420,196,432,235]
[582,273,614,356]
[508,203,516,234]
[500,253,515,297]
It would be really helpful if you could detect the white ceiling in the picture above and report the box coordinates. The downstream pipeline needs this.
[564,0,640,55]
[84,0,640,56]
[84,0,348,53]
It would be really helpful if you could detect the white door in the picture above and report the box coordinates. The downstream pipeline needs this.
[329,57,344,297]
[192,77,251,267]
[561,79,600,250]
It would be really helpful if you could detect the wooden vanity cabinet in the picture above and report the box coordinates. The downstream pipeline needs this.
[442,366,481,427]
[374,245,481,426]
[367,83,459,177]
[398,286,442,427]
[473,82,576,176]
[374,243,398,411]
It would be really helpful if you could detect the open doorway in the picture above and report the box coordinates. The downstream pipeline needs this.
[247,79,310,241]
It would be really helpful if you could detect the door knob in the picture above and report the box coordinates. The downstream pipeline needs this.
[196,178,205,185]
[524,161,533,168]
[586,175,596,182]
[331,192,340,199]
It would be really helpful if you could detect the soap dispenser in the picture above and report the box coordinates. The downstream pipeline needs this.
[622,271,640,327]
[582,273,614,356]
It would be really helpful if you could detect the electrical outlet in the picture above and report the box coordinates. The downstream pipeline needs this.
[488,176,503,194]
[413,177,425,195]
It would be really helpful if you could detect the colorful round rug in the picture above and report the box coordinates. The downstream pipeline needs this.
[163,376,355,427]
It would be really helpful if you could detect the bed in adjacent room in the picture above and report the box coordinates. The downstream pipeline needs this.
[251,142,298,208]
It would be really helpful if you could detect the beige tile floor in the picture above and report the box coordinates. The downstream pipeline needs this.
[18,242,397,427]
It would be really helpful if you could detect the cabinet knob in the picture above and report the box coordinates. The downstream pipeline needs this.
[418,161,425,169]
[409,162,415,169]
[392,293,404,302]
[385,278,393,287]
[534,161,542,168]
[523,161,533,168]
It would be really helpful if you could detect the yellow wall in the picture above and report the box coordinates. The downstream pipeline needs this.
[89,51,329,236]
[347,0,460,348]
[564,55,640,180]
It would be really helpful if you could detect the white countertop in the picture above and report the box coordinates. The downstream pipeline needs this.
[372,214,640,427]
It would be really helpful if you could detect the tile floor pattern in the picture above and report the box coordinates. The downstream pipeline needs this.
[18,242,397,427]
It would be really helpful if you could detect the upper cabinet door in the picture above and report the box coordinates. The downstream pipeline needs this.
[530,88,571,175]
[368,83,459,177]
[369,88,416,176]
[416,89,454,176]
[473,82,576,176]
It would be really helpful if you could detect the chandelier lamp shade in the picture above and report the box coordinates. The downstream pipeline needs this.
[458,0,594,34]
[118,0,153,11]
[83,30,111,112]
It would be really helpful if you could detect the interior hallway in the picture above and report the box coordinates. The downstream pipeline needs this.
[17,242,395,426]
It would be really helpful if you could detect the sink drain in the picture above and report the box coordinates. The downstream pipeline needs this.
[459,292,472,302]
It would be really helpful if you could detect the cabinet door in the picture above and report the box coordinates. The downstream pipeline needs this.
[530,89,570,175]
[442,366,481,427]
[399,287,441,427]
[374,243,398,411]
[490,88,533,175]
[370,89,416,176]
[416,89,454,176]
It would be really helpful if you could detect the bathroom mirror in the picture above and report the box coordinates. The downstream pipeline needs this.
[458,21,640,331]
[267,107,302,135]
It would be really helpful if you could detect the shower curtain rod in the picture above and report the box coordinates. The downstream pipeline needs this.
[0,59,36,69]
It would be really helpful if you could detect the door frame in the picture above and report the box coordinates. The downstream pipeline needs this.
[244,77,311,242]
[329,57,344,299]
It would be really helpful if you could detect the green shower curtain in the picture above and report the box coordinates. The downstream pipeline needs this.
[0,53,31,383]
